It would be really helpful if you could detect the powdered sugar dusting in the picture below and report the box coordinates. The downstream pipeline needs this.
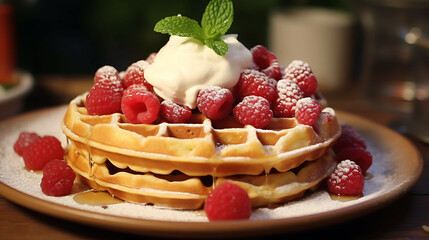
[0,107,406,223]
[283,60,312,83]
[328,160,361,190]
[95,66,120,82]
[273,79,304,117]
[234,95,273,128]
[296,97,316,109]
[282,60,318,96]
[160,100,192,123]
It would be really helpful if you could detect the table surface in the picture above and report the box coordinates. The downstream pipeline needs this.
[1,77,428,240]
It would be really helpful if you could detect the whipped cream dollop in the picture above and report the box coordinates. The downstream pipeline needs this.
[144,34,252,109]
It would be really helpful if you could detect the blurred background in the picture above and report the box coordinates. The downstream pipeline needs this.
[0,0,352,111]
[11,0,350,76]
[1,0,428,140]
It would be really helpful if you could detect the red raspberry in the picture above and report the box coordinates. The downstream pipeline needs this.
[233,96,273,128]
[327,160,364,196]
[121,84,160,124]
[41,160,76,196]
[197,86,233,120]
[160,100,192,123]
[283,60,318,96]
[94,65,121,84]
[235,69,276,104]
[14,132,41,156]
[22,136,64,170]
[122,60,153,90]
[146,52,157,64]
[204,182,251,221]
[267,77,277,88]
[295,97,322,126]
[85,81,123,115]
[273,79,304,118]
[334,125,367,153]
[250,45,282,80]
[335,146,373,173]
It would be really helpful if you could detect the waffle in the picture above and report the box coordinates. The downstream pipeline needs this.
[62,93,341,209]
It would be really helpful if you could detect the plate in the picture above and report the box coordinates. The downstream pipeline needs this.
[0,106,423,238]
[0,71,34,120]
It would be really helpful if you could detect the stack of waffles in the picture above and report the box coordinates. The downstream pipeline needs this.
[62,93,341,209]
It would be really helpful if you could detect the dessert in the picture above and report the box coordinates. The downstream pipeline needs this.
[61,0,344,211]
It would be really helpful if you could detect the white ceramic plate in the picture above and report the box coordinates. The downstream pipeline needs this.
[0,71,34,120]
[0,106,423,238]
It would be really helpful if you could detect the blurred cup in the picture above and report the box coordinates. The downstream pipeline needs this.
[0,3,15,84]
[407,28,429,143]
[354,0,429,142]
[355,0,429,114]
[269,7,355,93]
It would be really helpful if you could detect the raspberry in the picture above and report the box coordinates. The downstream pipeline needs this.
[14,132,41,156]
[250,45,282,80]
[22,136,64,170]
[197,86,233,120]
[87,66,124,116]
[85,81,123,116]
[121,84,160,124]
[335,146,373,173]
[295,97,322,126]
[327,160,364,196]
[122,60,153,90]
[283,60,318,96]
[41,160,76,196]
[204,182,251,221]
[267,77,277,88]
[160,100,192,123]
[273,79,304,118]
[233,96,273,128]
[94,65,120,84]
[235,69,276,104]
[334,125,367,153]
[146,52,157,64]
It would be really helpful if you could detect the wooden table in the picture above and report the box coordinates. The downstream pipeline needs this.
[0,77,428,239]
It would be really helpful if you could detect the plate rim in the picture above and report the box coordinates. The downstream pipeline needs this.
[0,71,34,102]
[0,107,424,238]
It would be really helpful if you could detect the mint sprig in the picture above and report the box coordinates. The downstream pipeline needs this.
[154,0,233,56]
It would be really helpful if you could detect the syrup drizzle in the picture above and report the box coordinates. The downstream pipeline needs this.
[211,167,217,189]
[263,163,272,197]
[365,172,373,180]
[25,167,42,174]
[73,190,123,207]
[329,193,362,202]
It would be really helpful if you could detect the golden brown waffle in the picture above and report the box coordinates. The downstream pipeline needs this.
[62,93,341,209]
[66,143,336,209]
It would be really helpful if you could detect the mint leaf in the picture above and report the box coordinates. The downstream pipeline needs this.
[154,15,205,43]
[202,0,233,39]
[153,0,234,56]
[205,38,228,56]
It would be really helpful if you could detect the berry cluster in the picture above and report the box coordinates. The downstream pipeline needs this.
[14,132,75,196]
[86,46,323,129]
[327,125,373,196]
[86,57,170,124]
